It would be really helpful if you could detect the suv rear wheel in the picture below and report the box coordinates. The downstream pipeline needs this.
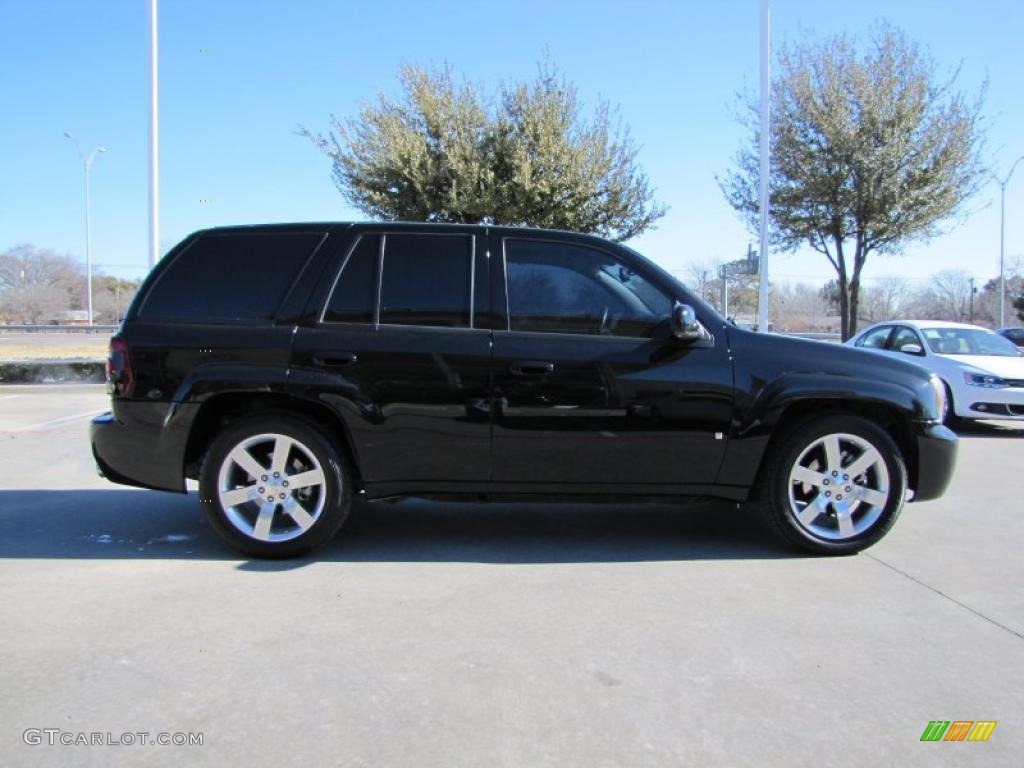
[759,414,907,555]
[199,414,352,558]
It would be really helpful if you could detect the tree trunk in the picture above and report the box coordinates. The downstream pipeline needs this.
[847,238,869,339]
[838,278,850,339]
[848,277,861,338]
[833,235,851,340]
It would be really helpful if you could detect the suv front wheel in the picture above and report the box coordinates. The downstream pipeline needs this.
[199,414,352,558]
[759,414,908,555]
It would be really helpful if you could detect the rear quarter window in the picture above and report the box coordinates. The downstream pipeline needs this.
[138,232,324,323]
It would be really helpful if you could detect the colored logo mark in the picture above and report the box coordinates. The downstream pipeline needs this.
[920,721,996,742]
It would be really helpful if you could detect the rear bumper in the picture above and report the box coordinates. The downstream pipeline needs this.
[911,422,958,502]
[90,402,194,493]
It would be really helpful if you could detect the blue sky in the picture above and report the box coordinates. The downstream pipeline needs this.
[1,0,1022,289]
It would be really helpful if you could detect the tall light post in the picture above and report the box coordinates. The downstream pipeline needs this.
[991,156,1024,329]
[756,0,771,333]
[64,131,106,326]
[148,0,160,268]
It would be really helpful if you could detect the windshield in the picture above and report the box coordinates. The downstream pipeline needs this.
[920,327,1023,357]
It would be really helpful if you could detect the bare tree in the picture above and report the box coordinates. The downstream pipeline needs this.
[771,282,830,331]
[915,270,976,322]
[858,277,915,324]
[683,260,729,308]
[92,276,140,324]
[0,244,85,323]
[721,23,986,339]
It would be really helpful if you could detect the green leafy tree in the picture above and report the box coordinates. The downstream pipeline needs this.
[721,23,986,339]
[302,60,665,241]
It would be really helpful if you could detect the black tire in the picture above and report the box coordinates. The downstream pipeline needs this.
[941,381,960,428]
[199,413,352,558]
[757,414,908,555]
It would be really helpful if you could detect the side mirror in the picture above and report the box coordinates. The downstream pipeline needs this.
[671,302,702,341]
[899,342,923,356]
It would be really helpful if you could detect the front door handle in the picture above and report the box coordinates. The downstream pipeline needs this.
[510,360,554,377]
[312,351,358,367]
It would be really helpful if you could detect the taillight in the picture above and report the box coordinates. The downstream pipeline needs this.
[106,336,134,397]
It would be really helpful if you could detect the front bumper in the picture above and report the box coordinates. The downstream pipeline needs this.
[955,384,1024,420]
[911,421,958,501]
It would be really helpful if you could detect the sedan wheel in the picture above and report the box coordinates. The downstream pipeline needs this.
[760,415,907,554]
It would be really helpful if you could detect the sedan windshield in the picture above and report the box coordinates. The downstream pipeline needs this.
[920,327,1023,357]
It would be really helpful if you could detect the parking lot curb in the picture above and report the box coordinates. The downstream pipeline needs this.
[0,359,105,384]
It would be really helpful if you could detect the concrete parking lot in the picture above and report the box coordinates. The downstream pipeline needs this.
[0,384,1021,767]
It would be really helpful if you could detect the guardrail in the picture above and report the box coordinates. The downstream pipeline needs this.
[0,325,119,335]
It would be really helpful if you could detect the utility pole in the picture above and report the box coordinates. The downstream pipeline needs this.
[991,156,1024,328]
[969,277,976,323]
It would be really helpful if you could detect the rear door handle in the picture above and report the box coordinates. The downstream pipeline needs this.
[510,360,554,376]
[312,351,358,367]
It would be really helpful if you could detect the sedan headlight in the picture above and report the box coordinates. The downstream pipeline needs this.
[963,372,1008,389]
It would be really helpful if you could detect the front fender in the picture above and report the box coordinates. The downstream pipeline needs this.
[740,372,925,434]
[716,371,926,488]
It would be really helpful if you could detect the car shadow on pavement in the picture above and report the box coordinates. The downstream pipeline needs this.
[0,489,796,566]
[952,420,1024,439]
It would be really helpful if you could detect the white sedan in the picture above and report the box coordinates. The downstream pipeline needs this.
[847,320,1024,422]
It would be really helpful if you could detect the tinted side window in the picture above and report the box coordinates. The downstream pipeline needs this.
[379,234,472,328]
[140,233,322,322]
[504,239,671,336]
[323,235,379,324]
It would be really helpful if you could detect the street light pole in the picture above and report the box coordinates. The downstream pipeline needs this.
[756,0,771,333]
[148,0,160,268]
[64,132,106,327]
[991,156,1024,329]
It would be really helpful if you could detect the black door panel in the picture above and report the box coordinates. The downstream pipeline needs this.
[491,331,733,485]
[489,231,734,487]
[292,326,492,483]
[291,227,492,484]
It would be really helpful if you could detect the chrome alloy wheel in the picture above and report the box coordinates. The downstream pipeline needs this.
[786,432,890,541]
[216,433,327,543]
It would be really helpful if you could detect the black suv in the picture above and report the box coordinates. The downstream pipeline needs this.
[91,223,957,557]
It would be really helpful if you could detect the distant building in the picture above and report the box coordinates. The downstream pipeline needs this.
[55,310,90,326]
